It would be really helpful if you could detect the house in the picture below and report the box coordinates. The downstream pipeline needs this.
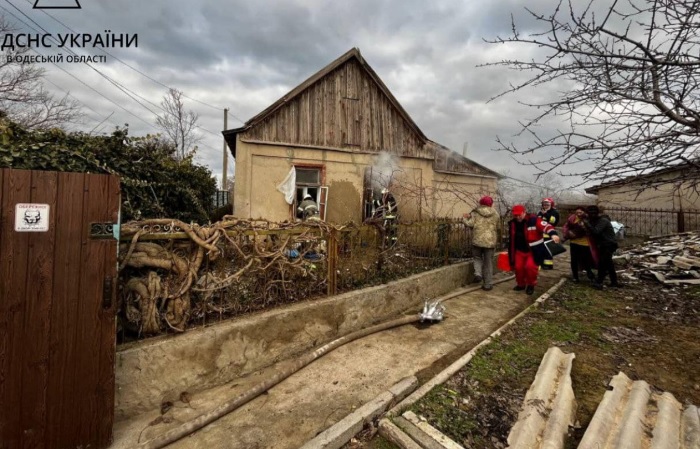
[585,162,700,210]
[223,48,502,223]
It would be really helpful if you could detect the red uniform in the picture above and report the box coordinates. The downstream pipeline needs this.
[508,214,557,287]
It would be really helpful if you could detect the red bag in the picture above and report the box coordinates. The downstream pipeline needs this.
[496,251,511,271]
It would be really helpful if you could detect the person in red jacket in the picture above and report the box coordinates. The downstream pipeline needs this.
[508,204,560,295]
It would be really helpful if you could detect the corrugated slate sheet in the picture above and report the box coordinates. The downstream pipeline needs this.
[579,372,700,449]
[507,346,577,449]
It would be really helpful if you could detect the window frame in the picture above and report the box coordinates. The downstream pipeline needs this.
[293,164,326,220]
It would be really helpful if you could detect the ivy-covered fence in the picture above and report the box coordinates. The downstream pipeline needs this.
[117,218,471,342]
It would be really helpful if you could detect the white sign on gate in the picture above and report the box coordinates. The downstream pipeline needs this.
[15,203,50,232]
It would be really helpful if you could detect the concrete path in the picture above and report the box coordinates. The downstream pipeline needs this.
[113,260,569,449]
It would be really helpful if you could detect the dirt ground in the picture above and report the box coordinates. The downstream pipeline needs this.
[399,273,700,448]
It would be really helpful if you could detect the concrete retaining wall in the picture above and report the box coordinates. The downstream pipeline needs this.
[115,261,471,421]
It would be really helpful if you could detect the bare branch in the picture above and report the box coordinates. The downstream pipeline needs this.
[484,0,700,188]
[156,88,202,161]
[0,15,82,128]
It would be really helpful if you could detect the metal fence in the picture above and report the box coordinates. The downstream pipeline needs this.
[117,219,471,342]
[211,190,230,209]
[557,206,700,237]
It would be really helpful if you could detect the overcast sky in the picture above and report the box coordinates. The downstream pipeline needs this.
[3,0,593,189]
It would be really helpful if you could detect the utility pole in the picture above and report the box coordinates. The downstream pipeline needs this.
[222,108,229,190]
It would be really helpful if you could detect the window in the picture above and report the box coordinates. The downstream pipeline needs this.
[293,166,328,220]
[296,168,320,185]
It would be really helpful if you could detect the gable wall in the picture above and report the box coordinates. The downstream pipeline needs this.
[241,59,431,159]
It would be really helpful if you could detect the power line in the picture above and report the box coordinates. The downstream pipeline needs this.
[0,4,155,128]
[1,3,224,156]
[42,77,121,128]
[502,175,543,188]
[88,111,114,134]
[6,0,227,140]
[6,0,165,120]
[22,0,246,125]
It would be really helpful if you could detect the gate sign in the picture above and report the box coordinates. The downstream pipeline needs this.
[15,203,50,232]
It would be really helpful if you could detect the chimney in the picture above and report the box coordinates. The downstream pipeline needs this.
[462,142,468,157]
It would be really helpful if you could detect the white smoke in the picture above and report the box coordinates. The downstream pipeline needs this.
[371,151,402,192]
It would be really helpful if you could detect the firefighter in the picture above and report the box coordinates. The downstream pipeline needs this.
[373,188,398,246]
[297,194,320,221]
[537,197,560,270]
[508,204,560,295]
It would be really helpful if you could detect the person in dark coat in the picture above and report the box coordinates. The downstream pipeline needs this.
[583,205,620,289]
[562,206,597,283]
[537,198,560,270]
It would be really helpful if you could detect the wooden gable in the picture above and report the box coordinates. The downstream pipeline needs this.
[240,49,433,159]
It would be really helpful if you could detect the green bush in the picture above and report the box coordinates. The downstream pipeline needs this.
[0,119,217,222]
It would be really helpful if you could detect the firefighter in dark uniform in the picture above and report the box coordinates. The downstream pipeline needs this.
[373,189,398,247]
[297,194,321,221]
[537,197,560,269]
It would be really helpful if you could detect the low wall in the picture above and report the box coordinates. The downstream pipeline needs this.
[115,261,472,420]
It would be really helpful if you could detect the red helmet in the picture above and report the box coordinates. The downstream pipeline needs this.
[542,197,555,208]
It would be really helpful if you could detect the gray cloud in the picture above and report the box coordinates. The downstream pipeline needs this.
[4,0,602,190]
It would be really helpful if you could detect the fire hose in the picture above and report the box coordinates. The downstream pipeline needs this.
[138,301,445,449]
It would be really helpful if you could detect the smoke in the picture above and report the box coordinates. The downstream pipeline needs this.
[371,151,402,192]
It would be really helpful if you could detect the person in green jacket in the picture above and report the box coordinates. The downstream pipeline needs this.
[463,196,500,290]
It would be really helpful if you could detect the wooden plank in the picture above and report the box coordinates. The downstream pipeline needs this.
[346,99,359,146]
[333,64,350,148]
[301,91,310,143]
[361,76,370,151]
[290,101,298,143]
[324,75,341,146]
[327,77,334,146]
[72,173,110,446]
[371,83,379,151]
[96,175,119,447]
[310,84,318,146]
[378,88,386,150]
[45,172,86,447]
[20,170,58,449]
[341,93,348,148]
[317,82,324,147]
[347,60,359,99]
[0,169,32,448]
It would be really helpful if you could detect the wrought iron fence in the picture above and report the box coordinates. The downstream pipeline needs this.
[117,219,472,342]
[556,206,700,237]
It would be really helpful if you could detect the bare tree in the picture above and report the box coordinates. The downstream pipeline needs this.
[0,16,81,129]
[485,0,700,189]
[496,171,593,216]
[156,88,202,160]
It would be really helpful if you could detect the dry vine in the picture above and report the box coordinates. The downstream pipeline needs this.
[117,217,346,338]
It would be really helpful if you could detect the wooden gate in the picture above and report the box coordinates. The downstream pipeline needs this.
[0,168,120,449]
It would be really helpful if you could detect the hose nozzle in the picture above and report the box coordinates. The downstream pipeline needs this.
[420,300,445,322]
